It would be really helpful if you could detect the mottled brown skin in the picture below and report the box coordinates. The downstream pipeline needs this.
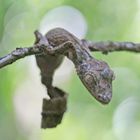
[35,28,115,104]
[76,60,114,104]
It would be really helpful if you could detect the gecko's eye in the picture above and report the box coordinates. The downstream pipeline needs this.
[101,68,110,79]
[101,68,115,80]
[84,73,96,86]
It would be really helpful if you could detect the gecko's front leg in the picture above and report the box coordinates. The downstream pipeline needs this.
[41,41,76,56]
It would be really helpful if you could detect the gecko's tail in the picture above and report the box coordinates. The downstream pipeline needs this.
[41,87,68,128]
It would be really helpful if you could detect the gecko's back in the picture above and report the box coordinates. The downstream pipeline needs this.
[46,28,80,47]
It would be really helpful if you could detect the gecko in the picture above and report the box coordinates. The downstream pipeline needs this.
[34,28,115,128]
[35,27,115,104]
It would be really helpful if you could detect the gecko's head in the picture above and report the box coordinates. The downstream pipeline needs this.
[76,59,115,104]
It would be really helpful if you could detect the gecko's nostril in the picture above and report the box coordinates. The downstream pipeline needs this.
[97,92,112,104]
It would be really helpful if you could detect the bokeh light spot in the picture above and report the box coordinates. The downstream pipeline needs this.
[39,5,87,38]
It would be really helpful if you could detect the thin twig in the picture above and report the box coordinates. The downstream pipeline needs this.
[0,46,42,68]
[0,30,49,69]
[82,40,140,54]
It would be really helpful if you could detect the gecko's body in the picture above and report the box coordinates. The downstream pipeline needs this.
[35,28,114,104]
[35,28,90,97]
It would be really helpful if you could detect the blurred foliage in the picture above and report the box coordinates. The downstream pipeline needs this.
[0,0,140,140]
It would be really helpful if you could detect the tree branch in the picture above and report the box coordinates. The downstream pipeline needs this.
[0,30,49,69]
[82,40,140,54]
[1,29,140,69]
[0,46,42,68]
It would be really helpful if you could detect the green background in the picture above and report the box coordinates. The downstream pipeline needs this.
[0,0,140,140]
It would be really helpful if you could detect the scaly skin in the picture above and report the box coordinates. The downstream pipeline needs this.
[35,28,115,104]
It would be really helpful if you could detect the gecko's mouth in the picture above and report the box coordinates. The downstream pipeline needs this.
[95,92,112,104]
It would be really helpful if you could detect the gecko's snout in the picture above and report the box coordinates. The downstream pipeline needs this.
[96,92,112,104]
